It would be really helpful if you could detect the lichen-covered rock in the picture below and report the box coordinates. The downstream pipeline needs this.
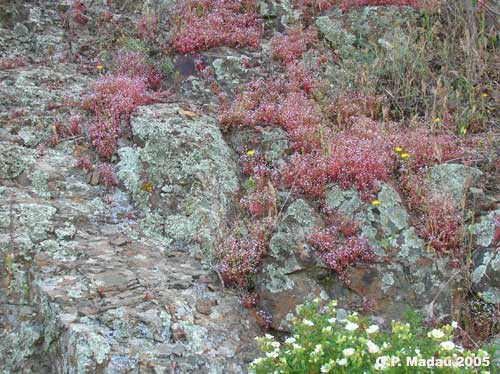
[117,104,240,255]
[427,163,484,206]
[325,183,456,321]
[254,199,328,330]
[253,183,459,328]
[471,209,500,304]
[269,199,316,259]
[0,143,34,180]
[1,164,260,374]
[315,6,418,90]
[0,11,261,368]
[211,52,250,87]
[19,203,57,243]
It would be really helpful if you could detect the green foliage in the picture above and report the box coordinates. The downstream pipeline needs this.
[117,36,150,54]
[244,176,256,190]
[321,3,498,133]
[250,300,496,373]
[160,57,175,77]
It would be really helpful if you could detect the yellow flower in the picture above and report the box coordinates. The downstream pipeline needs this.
[434,117,441,124]
[481,93,488,98]
[395,147,403,153]
[96,64,104,71]
[372,200,381,206]
[140,182,153,193]
[246,149,255,156]
[400,153,409,159]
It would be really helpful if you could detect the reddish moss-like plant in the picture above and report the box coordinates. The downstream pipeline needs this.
[309,217,375,284]
[241,187,277,218]
[0,57,26,70]
[82,74,153,159]
[241,292,258,308]
[70,0,89,26]
[172,0,262,53]
[75,157,93,172]
[55,115,81,140]
[136,15,159,42]
[98,163,118,188]
[271,26,317,64]
[220,61,323,150]
[112,51,163,91]
[216,232,267,288]
[393,129,464,172]
[216,220,274,288]
[303,0,420,11]
[82,75,152,121]
[420,194,463,254]
[328,92,382,128]
[303,0,338,10]
[493,214,500,247]
[341,0,420,11]
[87,117,120,160]
[282,117,396,199]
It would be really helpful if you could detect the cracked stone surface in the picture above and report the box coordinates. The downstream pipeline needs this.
[0,3,260,373]
[2,1,500,372]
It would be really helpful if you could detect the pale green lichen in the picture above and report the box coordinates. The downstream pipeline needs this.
[87,332,110,364]
[0,322,43,370]
[212,56,247,85]
[316,15,356,53]
[427,164,483,205]
[479,288,500,304]
[19,204,56,243]
[0,144,34,180]
[44,241,74,263]
[269,199,315,259]
[38,292,61,351]
[284,199,315,230]
[413,282,426,295]
[470,209,500,248]
[396,227,425,263]
[0,207,9,229]
[173,322,209,355]
[491,254,500,272]
[261,127,289,164]
[279,0,302,26]
[376,184,409,235]
[269,231,296,259]
[70,327,111,373]
[472,265,488,285]
[264,264,295,293]
[118,104,239,255]
[55,223,76,241]
[325,185,361,219]
[30,170,50,198]
[8,262,30,300]
[116,147,144,207]
[381,272,394,294]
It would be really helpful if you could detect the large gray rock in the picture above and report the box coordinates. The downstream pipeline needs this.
[255,199,328,331]
[117,104,240,255]
[330,183,457,321]
[1,191,261,373]
[257,183,459,330]
[427,163,484,206]
[0,13,260,371]
[0,143,34,180]
[471,209,500,304]
[315,6,418,90]
[0,143,260,374]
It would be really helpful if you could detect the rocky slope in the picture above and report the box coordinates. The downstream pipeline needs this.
[1,0,499,373]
